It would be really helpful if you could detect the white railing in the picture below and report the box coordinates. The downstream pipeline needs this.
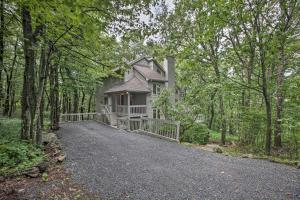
[100,105,111,114]
[60,113,97,122]
[130,105,147,115]
[140,118,180,142]
[116,117,180,142]
[116,105,147,116]
[60,112,180,143]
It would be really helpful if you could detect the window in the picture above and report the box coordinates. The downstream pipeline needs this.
[157,85,161,95]
[153,108,160,119]
[152,83,161,95]
[153,108,157,119]
[157,69,161,74]
[153,84,156,95]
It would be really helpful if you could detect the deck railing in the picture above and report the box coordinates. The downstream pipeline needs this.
[130,105,147,115]
[116,105,147,116]
[140,117,180,142]
[116,117,180,142]
[60,112,180,143]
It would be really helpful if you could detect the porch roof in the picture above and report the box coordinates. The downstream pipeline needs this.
[104,77,151,94]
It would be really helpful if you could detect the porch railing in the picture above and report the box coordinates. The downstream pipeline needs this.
[99,105,111,114]
[116,105,147,116]
[130,105,147,115]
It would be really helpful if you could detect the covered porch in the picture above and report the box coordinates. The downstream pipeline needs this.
[111,92,148,117]
[102,77,150,117]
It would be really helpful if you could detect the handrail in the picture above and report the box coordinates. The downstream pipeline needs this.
[116,105,147,115]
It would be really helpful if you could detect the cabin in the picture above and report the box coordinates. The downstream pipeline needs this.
[95,56,176,126]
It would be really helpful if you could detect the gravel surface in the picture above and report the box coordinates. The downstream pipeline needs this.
[57,121,300,200]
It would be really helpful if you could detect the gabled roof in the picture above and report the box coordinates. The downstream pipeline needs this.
[104,77,150,94]
[134,65,167,82]
[129,56,165,73]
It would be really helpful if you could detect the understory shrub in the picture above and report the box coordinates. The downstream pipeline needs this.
[0,118,45,175]
[181,123,209,145]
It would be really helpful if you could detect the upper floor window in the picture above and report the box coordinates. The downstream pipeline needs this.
[157,69,161,74]
[152,83,161,95]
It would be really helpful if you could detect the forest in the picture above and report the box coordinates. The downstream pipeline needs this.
[0,0,299,178]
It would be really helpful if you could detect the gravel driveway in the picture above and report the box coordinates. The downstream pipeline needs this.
[57,121,300,200]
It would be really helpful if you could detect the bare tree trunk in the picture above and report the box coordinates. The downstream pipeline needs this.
[259,44,272,155]
[219,94,226,145]
[87,90,93,120]
[274,43,285,147]
[34,42,48,145]
[62,93,66,113]
[0,0,4,109]
[208,90,217,129]
[88,94,92,113]
[3,39,17,115]
[80,91,85,113]
[50,62,60,130]
[213,63,226,145]
[8,87,15,117]
[21,7,35,140]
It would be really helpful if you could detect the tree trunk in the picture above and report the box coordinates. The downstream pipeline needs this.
[0,0,4,109]
[213,63,226,145]
[3,39,17,115]
[33,42,48,145]
[80,91,85,113]
[21,7,35,140]
[208,90,217,129]
[49,62,60,130]
[8,87,15,117]
[274,43,285,147]
[260,46,272,155]
[88,93,92,113]
[219,94,226,145]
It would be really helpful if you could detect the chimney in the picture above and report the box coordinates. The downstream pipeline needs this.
[164,56,175,104]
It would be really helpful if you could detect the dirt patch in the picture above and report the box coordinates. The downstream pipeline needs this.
[0,164,97,200]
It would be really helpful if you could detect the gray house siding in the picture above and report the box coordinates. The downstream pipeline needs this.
[95,56,175,121]
[95,76,122,112]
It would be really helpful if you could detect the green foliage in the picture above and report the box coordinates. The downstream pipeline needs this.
[154,0,300,158]
[153,89,174,119]
[181,123,209,145]
[0,118,45,175]
[209,130,239,143]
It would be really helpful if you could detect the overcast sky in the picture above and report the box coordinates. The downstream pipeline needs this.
[140,0,175,24]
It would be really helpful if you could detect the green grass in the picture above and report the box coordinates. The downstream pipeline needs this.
[0,118,45,176]
[209,130,239,143]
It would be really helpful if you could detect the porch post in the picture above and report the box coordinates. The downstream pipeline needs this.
[127,92,130,130]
